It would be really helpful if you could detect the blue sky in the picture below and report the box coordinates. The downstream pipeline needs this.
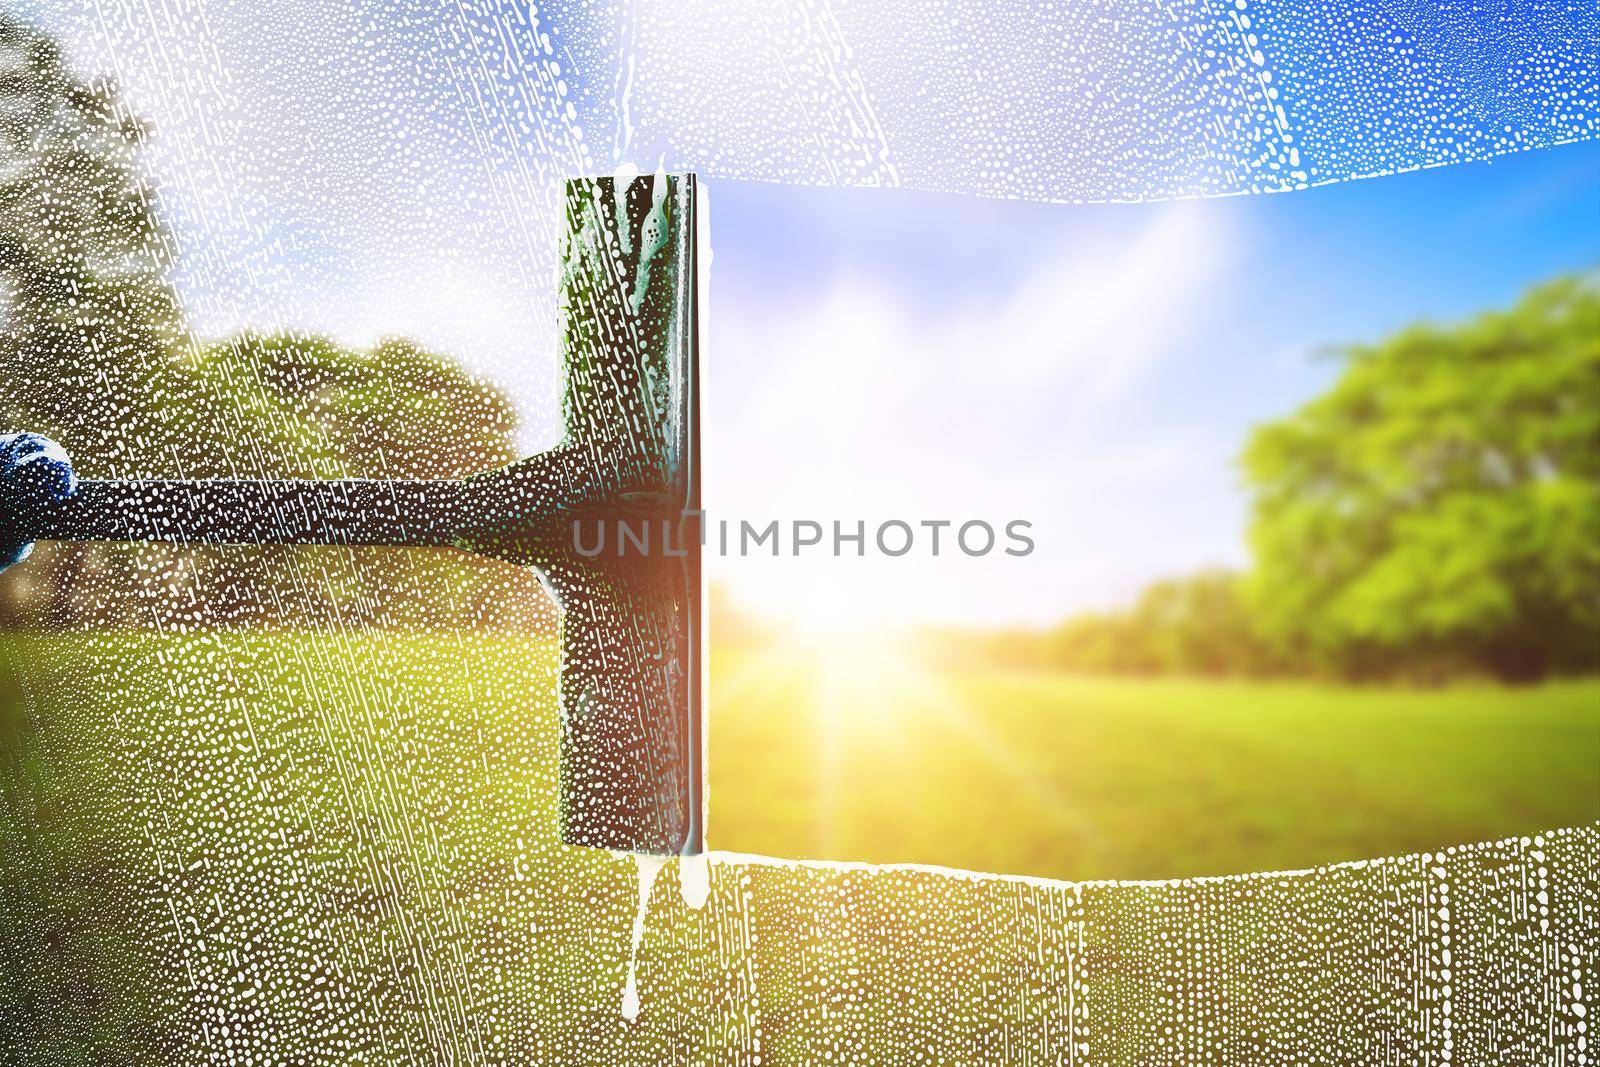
[704,142,1600,626]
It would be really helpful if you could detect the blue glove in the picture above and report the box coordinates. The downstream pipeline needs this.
[0,432,77,571]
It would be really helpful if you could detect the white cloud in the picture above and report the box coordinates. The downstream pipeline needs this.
[705,203,1245,626]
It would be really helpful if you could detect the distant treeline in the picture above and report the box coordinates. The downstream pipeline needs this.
[914,570,1283,678]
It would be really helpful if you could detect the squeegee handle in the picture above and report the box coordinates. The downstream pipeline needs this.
[25,478,469,547]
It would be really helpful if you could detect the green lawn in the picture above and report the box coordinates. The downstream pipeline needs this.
[708,638,1600,881]
[2,629,1594,886]
[0,631,1593,1061]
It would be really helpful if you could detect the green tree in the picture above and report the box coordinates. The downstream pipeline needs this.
[1123,570,1277,677]
[183,332,518,481]
[0,13,186,474]
[0,13,528,630]
[1242,276,1600,682]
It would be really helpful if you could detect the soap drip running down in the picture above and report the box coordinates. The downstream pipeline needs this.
[618,852,712,1022]
[678,852,710,911]
[620,853,668,1022]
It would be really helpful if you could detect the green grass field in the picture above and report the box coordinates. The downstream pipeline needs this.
[708,636,1600,881]
[0,630,1594,1060]
[3,630,1594,883]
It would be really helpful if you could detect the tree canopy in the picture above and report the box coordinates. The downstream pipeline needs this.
[1243,276,1599,681]
[0,14,529,629]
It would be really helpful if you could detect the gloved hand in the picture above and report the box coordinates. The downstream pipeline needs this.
[0,433,76,572]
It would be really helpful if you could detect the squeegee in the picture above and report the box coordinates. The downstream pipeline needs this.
[0,173,705,857]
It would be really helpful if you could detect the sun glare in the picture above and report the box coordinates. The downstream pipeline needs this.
[712,574,1087,846]
[713,572,926,739]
